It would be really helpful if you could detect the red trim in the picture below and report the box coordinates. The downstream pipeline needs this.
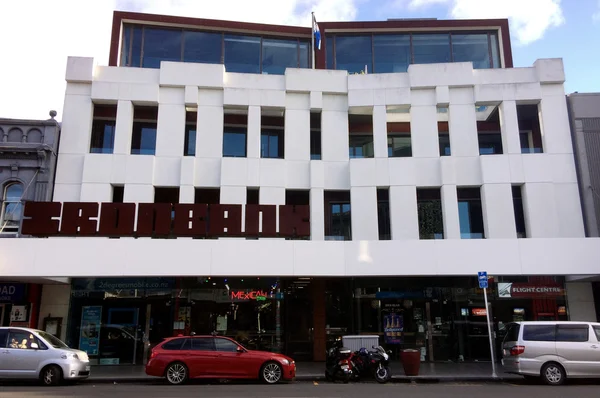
[108,11,512,69]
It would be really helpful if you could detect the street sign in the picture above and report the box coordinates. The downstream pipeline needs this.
[478,271,488,289]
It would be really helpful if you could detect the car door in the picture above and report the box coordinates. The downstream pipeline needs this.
[0,329,9,374]
[3,329,41,377]
[187,337,219,378]
[213,337,252,377]
[555,324,596,377]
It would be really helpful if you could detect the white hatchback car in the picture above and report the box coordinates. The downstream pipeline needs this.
[502,321,600,385]
[0,327,90,385]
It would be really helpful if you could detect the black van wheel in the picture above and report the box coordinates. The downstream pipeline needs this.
[541,362,565,386]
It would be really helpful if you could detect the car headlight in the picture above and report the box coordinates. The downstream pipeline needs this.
[280,359,290,365]
[61,353,80,360]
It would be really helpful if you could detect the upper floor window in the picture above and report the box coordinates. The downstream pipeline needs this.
[184,110,197,156]
[223,109,248,157]
[1,182,23,234]
[90,104,117,154]
[121,24,310,75]
[131,106,158,155]
[326,31,501,73]
[261,110,284,159]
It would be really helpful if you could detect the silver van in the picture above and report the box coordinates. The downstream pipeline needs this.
[502,321,600,385]
[0,327,90,385]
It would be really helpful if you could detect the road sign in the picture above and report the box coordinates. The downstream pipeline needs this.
[478,271,488,289]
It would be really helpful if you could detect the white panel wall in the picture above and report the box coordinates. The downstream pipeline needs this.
[389,186,419,239]
[565,282,597,321]
[113,100,134,155]
[448,90,479,157]
[441,185,461,239]
[372,106,388,158]
[350,187,378,240]
[411,104,439,158]
[38,284,72,342]
[522,183,559,238]
[310,188,325,240]
[499,100,522,154]
[481,183,517,238]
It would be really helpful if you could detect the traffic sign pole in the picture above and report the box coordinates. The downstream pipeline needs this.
[483,287,498,378]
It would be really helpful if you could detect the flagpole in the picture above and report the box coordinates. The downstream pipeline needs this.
[311,11,315,69]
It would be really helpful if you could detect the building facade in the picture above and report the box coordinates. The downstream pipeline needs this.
[0,114,61,331]
[567,92,600,322]
[1,11,599,365]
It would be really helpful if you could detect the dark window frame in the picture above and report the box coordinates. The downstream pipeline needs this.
[260,129,284,159]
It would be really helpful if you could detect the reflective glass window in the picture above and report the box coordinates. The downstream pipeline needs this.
[335,36,372,74]
[184,125,196,156]
[299,41,310,69]
[374,35,411,73]
[90,121,115,154]
[223,128,247,157]
[412,34,451,64]
[131,26,143,67]
[452,34,491,69]
[224,35,260,74]
[121,26,131,66]
[330,203,352,241]
[214,338,239,352]
[523,325,556,342]
[262,39,298,75]
[490,33,501,68]
[142,28,182,68]
[557,326,589,342]
[388,135,412,157]
[131,123,157,155]
[326,36,334,69]
[183,31,222,64]
[457,189,485,239]
[349,135,374,158]
[261,130,283,158]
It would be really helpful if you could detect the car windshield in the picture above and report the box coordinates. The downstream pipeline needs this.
[37,331,69,348]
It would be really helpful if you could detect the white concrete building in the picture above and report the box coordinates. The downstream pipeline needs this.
[0,12,597,364]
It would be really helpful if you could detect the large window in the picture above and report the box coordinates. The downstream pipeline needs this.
[457,188,485,239]
[335,36,372,74]
[349,114,374,158]
[261,130,284,159]
[325,191,351,241]
[184,111,197,157]
[327,32,501,73]
[512,185,526,238]
[310,112,322,160]
[223,128,247,157]
[131,106,158,155]
[90,105,117,154]
[377,189,391,240]
[1,182,23,234]
[417,188,444,239]
[120,24,310,75]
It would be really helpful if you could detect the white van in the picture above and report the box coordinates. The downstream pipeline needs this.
[502,321,600,385]
[0,327,90,385]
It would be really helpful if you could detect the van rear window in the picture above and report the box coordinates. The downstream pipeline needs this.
[504,323,520,342]
[523,325,555,342]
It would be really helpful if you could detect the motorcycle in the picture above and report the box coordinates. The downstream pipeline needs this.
[350,346,392,383]
[325,346,353,383]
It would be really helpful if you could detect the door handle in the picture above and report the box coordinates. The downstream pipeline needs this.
[591,345,598,349]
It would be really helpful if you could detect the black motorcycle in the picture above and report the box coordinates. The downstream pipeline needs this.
[325,346,353,383]
[350,346,392,383]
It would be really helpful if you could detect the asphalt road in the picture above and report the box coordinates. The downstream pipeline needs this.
[2,380,600,398]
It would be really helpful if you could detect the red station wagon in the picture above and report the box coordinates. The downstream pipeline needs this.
[145,335,296,385]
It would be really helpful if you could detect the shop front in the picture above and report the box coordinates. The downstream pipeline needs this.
[0,282,41,329]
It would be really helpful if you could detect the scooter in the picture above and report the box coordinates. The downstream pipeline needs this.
[325,346,353,383]
[350,346,392,383]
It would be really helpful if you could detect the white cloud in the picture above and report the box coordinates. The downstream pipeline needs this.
[0,0,357,121]
[405,0,564,45]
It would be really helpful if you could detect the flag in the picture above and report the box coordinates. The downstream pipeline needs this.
[312,14,321,51]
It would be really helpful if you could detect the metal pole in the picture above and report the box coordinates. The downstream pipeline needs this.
[483,287,498,378]
[311,12,315,69]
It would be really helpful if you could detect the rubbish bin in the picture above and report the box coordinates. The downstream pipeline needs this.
[401,349,420,376]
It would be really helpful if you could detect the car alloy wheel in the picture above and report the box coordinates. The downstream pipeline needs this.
[262,362,282,384]
[41,365,61,386]
[542,363,565,386]
[166,363,187,385]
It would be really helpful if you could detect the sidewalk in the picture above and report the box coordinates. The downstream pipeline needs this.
[88,361,520,383]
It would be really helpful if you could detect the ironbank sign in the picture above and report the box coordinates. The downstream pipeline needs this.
[22,202,310,238]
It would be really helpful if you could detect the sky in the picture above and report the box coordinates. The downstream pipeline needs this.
[0,0,598,121]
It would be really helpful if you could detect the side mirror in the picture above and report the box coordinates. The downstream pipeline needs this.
[31,343,39,350]
[236,346,245,353]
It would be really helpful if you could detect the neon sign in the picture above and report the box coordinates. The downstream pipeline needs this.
[230,290,268,301]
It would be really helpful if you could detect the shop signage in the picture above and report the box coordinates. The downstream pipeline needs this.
[72,278,176,291]
[79,306,102,356]
[21,202,310,238]
[0,283,25,303]
[231,290,269,301]
[383,313,404,344]
[471,308,487,316]
[10,305,29,322]
[498,282,565,298]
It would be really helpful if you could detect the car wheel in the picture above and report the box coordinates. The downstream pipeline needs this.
[165,362,188,385]
[541,362,565,386]
[261,362,282,384]
[40,365,62,386]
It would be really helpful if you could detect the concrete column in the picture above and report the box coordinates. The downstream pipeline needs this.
[60,94,93,154]
[113,100,134,155]
[322,112,349,161]
[179,186,195,204]
[441,185,460,239]
[499,100,522,155]
[411,105,439,157]
[247,106,261,159]
[481,184,517,239]
[196,106,224,158]
[373,105,388,158]
[310,188,325,240]
[350,187,379,240]
[284,109,310,161]
[522,183,559,238]
[565,282,597,321]
[448,104,479,157]
[389,186,419,240]
[156,104,186,157]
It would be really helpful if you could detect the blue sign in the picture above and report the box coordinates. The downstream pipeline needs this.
[79,306,102,356]
[478,272,488,289]
[0,283,26,303]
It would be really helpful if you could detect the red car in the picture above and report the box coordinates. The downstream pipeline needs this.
[145,335,296,385]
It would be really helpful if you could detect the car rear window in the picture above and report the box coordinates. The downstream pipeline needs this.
[0,329,7,348]
[504,323,520,343]
[594,326,600,342]
[523,325,556,342]
[162,338,186,350]
[556,325,589,342]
